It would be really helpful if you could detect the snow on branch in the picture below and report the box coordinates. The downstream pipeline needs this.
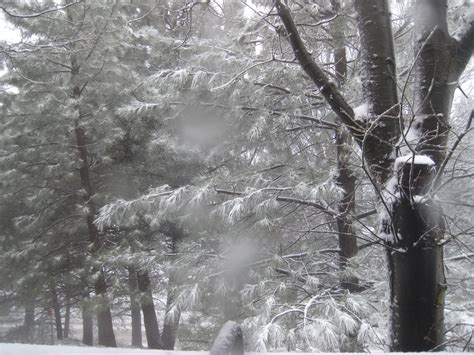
[394,154,435,171]
[274,0,364,141]
[215,188,338,217]
[0,1,83,19]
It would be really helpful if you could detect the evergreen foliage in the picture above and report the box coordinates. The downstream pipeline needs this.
[0,0,472,352]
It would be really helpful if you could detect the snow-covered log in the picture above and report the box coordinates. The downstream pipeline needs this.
[209,321,244,355]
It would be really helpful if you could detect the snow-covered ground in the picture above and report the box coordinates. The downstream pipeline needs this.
[0,343,206,355]
[0,344,467,355]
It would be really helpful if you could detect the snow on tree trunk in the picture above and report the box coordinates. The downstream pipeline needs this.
[209,321,244,355]
[353,0,400,183]
[385,156,446,350]
[385,0,470,349]
[276,0,473,351]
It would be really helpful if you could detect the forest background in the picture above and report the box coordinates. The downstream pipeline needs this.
[0,0,473,353]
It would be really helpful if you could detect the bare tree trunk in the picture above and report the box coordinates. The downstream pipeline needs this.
[67,8,116,346]
[209,321,244,355]
[386,0,469,350]
[64,290,70,339]
[353,0,400,182]
[276,0,473,351]
[389,179,446,350]
[335,132,358,265]
[137,270,162,349]
[161,222,185,350]
[74,120,116,347]
[161,292,180,350]
[128,267,142,347]
[23,302,35,343]
[82,289,93,346]
[50,284,63,340]
[330,0,359,282]
[95,272,117,347]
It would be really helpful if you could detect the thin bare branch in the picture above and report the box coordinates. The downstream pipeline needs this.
[273,0,363,139]
[1,1,83,19]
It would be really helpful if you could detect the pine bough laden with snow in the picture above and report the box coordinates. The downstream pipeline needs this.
[99,0,474,352]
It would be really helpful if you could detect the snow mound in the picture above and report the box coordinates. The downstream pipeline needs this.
[394,154,435,170]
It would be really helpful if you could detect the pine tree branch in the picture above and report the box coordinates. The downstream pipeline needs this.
[1,1,83,19]
[215,188,337,217]
[273,0,364,140]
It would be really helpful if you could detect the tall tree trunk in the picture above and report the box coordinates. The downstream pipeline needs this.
[74,119,116,347]
[161,293,180,350]
[161,222,185,350]
[82,289,93,346]
[128,267,142,348]
[388,169,446,350]
[23,302,35,343]
[336,131,358,266]
[64,290,70,339]
[77,126,117,346]
[277,0,473,351]
[50,284,63,340]
[95,273,117,347]
[352,0,401,181]
[137,270,162,349]
[353,0,446,350]
[330,0,359,287]
[68,8,116,346]
[209,321,244,355]
[330,9,363,353]
[386,0,469,350]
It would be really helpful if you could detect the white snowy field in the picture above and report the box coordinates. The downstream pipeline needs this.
[0,344,468,355]
[0,343,205,355]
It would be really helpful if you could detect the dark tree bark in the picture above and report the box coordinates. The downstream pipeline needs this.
[160,221,185,350]
[275,0,473,351]
[63,292,70,339]
[336,131,358,265]
[23,302,35,343]
[128,267,143,348]
[137,270,162,349]
[81,289,93,346]
[70,50,116,347]
[161,287,180,350]
[329,0,361,296]
[209,321,244,355]
[386,0,470,350]
[389,160,446,350]
[353,0,400,183]
[50,284,63,340]
[330,0,359,269]
[95,273,117,347]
